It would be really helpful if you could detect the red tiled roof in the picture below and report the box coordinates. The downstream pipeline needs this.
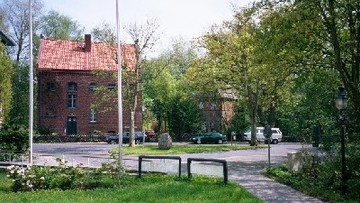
[37,37,136,71]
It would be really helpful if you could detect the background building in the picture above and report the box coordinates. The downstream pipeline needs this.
[37,34,142,135]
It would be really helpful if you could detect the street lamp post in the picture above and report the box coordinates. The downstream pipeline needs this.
[335,85,348,194]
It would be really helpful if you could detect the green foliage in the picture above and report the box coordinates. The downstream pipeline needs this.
[168,93,203,141]
[0,123,28,152]
[7,64,29,127]
[266,140,360,202]
[91,23,116,43]
[37,126,54,135]
[40,10,84,40]
[266,166,345,202]
[259,0,360,130]
[0,43,13,123]
[227,103,250,139]
[142,40,199,134]
[6,157,126,192]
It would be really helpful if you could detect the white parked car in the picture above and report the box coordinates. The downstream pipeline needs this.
[243,127,282,144]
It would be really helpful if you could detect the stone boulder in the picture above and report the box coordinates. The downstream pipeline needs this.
[158,133,172,150]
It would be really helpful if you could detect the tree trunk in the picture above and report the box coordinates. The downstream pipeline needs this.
[247,84,259,146]
[129,110,136,147]
[269,103,276,127]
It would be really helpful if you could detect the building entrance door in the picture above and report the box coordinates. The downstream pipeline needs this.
[67,117,77,135]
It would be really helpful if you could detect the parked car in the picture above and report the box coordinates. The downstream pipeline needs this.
[105,131,117,144]
[105,131,146,144]
[243,127,282,144]
[145,130,157,142]
[190,132,226,144]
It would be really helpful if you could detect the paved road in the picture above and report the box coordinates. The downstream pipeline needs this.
[32,142,310,167]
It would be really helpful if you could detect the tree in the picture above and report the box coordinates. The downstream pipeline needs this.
[90,21,159,147]
[142,39,199,137]
[39,10,84,40]
[0,0,44,63]
[185,8,267,145]
[7,64,29,127]
[310,0,360,131]
[168,92,203,141]
[0,43,14,125]
[124,19,159,147]
[143,63,176,133]
[259,0,360,131]
[92,22,116,43]
[161,38,198,78]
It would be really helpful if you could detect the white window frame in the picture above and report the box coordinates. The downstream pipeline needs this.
[68,94,76,108]
[90,110,97,123]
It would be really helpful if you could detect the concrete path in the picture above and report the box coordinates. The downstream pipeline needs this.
[227,162,325,203]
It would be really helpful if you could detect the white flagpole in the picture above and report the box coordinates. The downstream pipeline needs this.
[28,0,34,166]
[116,0,123,163]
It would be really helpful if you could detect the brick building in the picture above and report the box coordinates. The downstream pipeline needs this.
[37,34,141,135]
[198,88,238,133]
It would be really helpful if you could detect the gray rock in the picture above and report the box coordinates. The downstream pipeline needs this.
[158,133,172,150]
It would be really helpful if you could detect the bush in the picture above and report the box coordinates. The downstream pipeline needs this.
[266,141,360,202]
[0,123,28,152]
[6,157,126,192]
[34,134,106,143]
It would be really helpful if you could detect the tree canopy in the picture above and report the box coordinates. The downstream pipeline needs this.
[39,10,84,40]
[0,43,13,124]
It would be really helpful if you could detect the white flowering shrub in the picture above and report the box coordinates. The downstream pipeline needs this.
[7,165,48,191]
[7,158,126,192]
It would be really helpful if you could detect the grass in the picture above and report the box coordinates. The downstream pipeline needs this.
[112,144,265,156]
[0,170,261,203]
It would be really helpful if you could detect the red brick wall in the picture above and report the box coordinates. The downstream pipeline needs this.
[199,98,235,133]
[201,100,222,132]
[37,70,142,135]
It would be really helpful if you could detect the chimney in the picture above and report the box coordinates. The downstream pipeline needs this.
[84,34,91,52]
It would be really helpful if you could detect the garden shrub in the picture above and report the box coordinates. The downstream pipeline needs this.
[0,123,28,152]
[266,141,360,202]
[6,157,126,192]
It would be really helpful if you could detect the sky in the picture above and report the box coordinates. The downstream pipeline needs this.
[44,0,253,56]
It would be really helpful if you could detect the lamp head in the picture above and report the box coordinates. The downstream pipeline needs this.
[335,85,348,110]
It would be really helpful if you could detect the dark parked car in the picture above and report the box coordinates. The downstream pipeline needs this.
[145,130,157,142]
[123,132,146,144]
[190,132,226,144]
[106,131,146,144]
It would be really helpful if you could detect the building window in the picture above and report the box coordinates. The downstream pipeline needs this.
[89,82,96,92]
[46,108,55,117]
[68,95,76,108]
[89,110,97,122]
[68,82,77,92]
[47,82,55,91]
[108,83,115,91]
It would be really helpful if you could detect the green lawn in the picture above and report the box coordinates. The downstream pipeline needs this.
[114,144,264,156]
[0,171,261,203]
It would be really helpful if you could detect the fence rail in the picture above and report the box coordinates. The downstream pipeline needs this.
[0,151,28,168]
[138,155,182,178]
[187,158,228,184]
